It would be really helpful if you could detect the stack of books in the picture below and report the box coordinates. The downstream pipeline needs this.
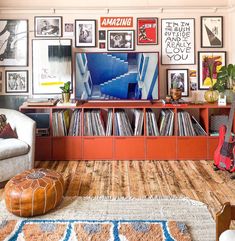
[68,110,81,136]
[158,109,174,136]
[146,109,160,136]
[52,110,70,136]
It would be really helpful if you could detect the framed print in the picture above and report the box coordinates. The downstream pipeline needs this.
[201,16,223,48]
[99,30,106,40]
[167,69,189,97]
[75,19,96,47]
[198,51,226,90]
[99,42,106,49]
[0,20,28,67]
[5,70,28,93]
[161,18,195,65]
[107,30,135,51]
[137,18,158,45]
[34,16,62,37]
[32,39,72,95]
[64,23,74,37]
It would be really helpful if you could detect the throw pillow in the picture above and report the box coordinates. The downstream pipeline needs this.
[0,114,7,132]
[0,123,18,139]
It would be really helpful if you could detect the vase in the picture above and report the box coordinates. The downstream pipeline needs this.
[204,89,219,103]
[224,89,234,104]
[62,93,70,103]
[170,88,182,101]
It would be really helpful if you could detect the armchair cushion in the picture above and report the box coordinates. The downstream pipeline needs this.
[219,230,235,241]
[0,114,7,132]
[0,123,17,139]
[0,138,29,160]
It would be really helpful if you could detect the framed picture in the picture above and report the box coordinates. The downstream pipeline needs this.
[64,23,74,37]
[107,30,135,51]
[137,18,158,45]
[201,16,223,48]
[0,19,28,67]
[34,16,62,37]
[99,30,106,40]
[99,42,106,49]
[167,69,189,97]
[161,18,195,65]
[32,39,72,95]
[5,70,28,93]
[198,51,226,90]
[75,19,96,47]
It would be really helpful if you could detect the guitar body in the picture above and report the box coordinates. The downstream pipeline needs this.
[214,125,226,168]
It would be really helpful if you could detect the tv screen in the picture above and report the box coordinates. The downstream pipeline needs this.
[75,52,159,100]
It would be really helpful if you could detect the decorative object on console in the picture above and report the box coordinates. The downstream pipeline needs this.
[60,81,71,103]
[137,18,158,45]
[167,69,189,99]
[75,52,159,100]
[161,18,195,65]
[5,70,28,93]
[32,39,72,94]
[107,30,135,51]
[0,19,28,67]
[75,19,96,47]
[201,16,223,48]
[34,16,62,37]
[4,168,64,217]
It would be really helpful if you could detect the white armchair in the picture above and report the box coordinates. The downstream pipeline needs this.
[0,108,36,183]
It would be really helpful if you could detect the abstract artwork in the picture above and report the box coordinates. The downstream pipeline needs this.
[34,16,62,37]
[32,39,72,94]
[201,16,223,48]
[0,20,28,66]
[75,20,96,47]
[161,18,195,65]
[198,51,226,90]
[5,70,28,93]
[137,18,158,45]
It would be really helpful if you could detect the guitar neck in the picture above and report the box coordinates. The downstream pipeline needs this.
[225,94,235,142]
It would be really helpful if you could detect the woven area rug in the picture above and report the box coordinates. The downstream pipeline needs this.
[0,196,215,241]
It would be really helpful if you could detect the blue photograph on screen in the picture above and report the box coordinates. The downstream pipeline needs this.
[75,52,159,100]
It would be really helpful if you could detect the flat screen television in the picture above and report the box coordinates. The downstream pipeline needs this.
[75,52,159,100]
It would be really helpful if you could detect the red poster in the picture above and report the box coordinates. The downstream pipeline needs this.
[100,17,133,28]
[137,18,158,45]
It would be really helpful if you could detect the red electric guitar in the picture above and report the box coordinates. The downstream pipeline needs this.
[214,95,235,172]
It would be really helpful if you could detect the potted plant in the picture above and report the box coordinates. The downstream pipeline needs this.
[215,64,235,103]
[60,81,71,103]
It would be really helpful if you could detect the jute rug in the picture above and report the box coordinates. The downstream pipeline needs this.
[0,196,215,241]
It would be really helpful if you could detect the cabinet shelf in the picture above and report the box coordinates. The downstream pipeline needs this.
[19,102,232,161]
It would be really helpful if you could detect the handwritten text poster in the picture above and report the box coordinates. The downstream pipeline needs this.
[161,19,195,65]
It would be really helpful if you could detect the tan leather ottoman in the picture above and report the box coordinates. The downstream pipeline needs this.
[4,168,64,217]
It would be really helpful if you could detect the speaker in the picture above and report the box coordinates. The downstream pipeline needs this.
[26,113,50,129]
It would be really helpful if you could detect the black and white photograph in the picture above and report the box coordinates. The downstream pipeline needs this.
[64,23,74,37]
[167,69,189,97]
[75,20,96,47]
[35,16,62,37]
[5,70,28,93]
[0,20,28,67]
[201,16,223,48]
[107,30,135,51]
[161,18,195,65]
[99,30,106,40]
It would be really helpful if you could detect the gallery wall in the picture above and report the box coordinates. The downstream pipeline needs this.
[0,3,233,108]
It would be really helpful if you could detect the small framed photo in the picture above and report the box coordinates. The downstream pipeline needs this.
[201,16,223,48]
[107,30,135,51]
[64,23,74,36]
[34,16,62,37]
[5,70,28,93]
[99,42,106,49]
[75,19,96,47]
[198,51,226,90]
[137,18,158,45]
[167,69,189,97]
[99,30,106,40]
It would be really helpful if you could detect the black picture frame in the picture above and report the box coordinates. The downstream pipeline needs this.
[161,18,195,65]
[5,70,28,93]
[0,19,28,67]
[99,30,106,40]
[107,30,135,51]
[198,51,226,90]
[166,69,189,97]
[201,16,223,48]
[34,16,62,37]
[75,19,96,47]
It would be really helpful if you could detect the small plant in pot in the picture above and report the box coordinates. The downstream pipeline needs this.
[60,81,71,103]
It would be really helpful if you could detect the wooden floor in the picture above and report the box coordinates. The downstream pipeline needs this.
[1,160,235,218]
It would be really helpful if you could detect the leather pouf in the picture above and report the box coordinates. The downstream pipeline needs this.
[4,168,64,217]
